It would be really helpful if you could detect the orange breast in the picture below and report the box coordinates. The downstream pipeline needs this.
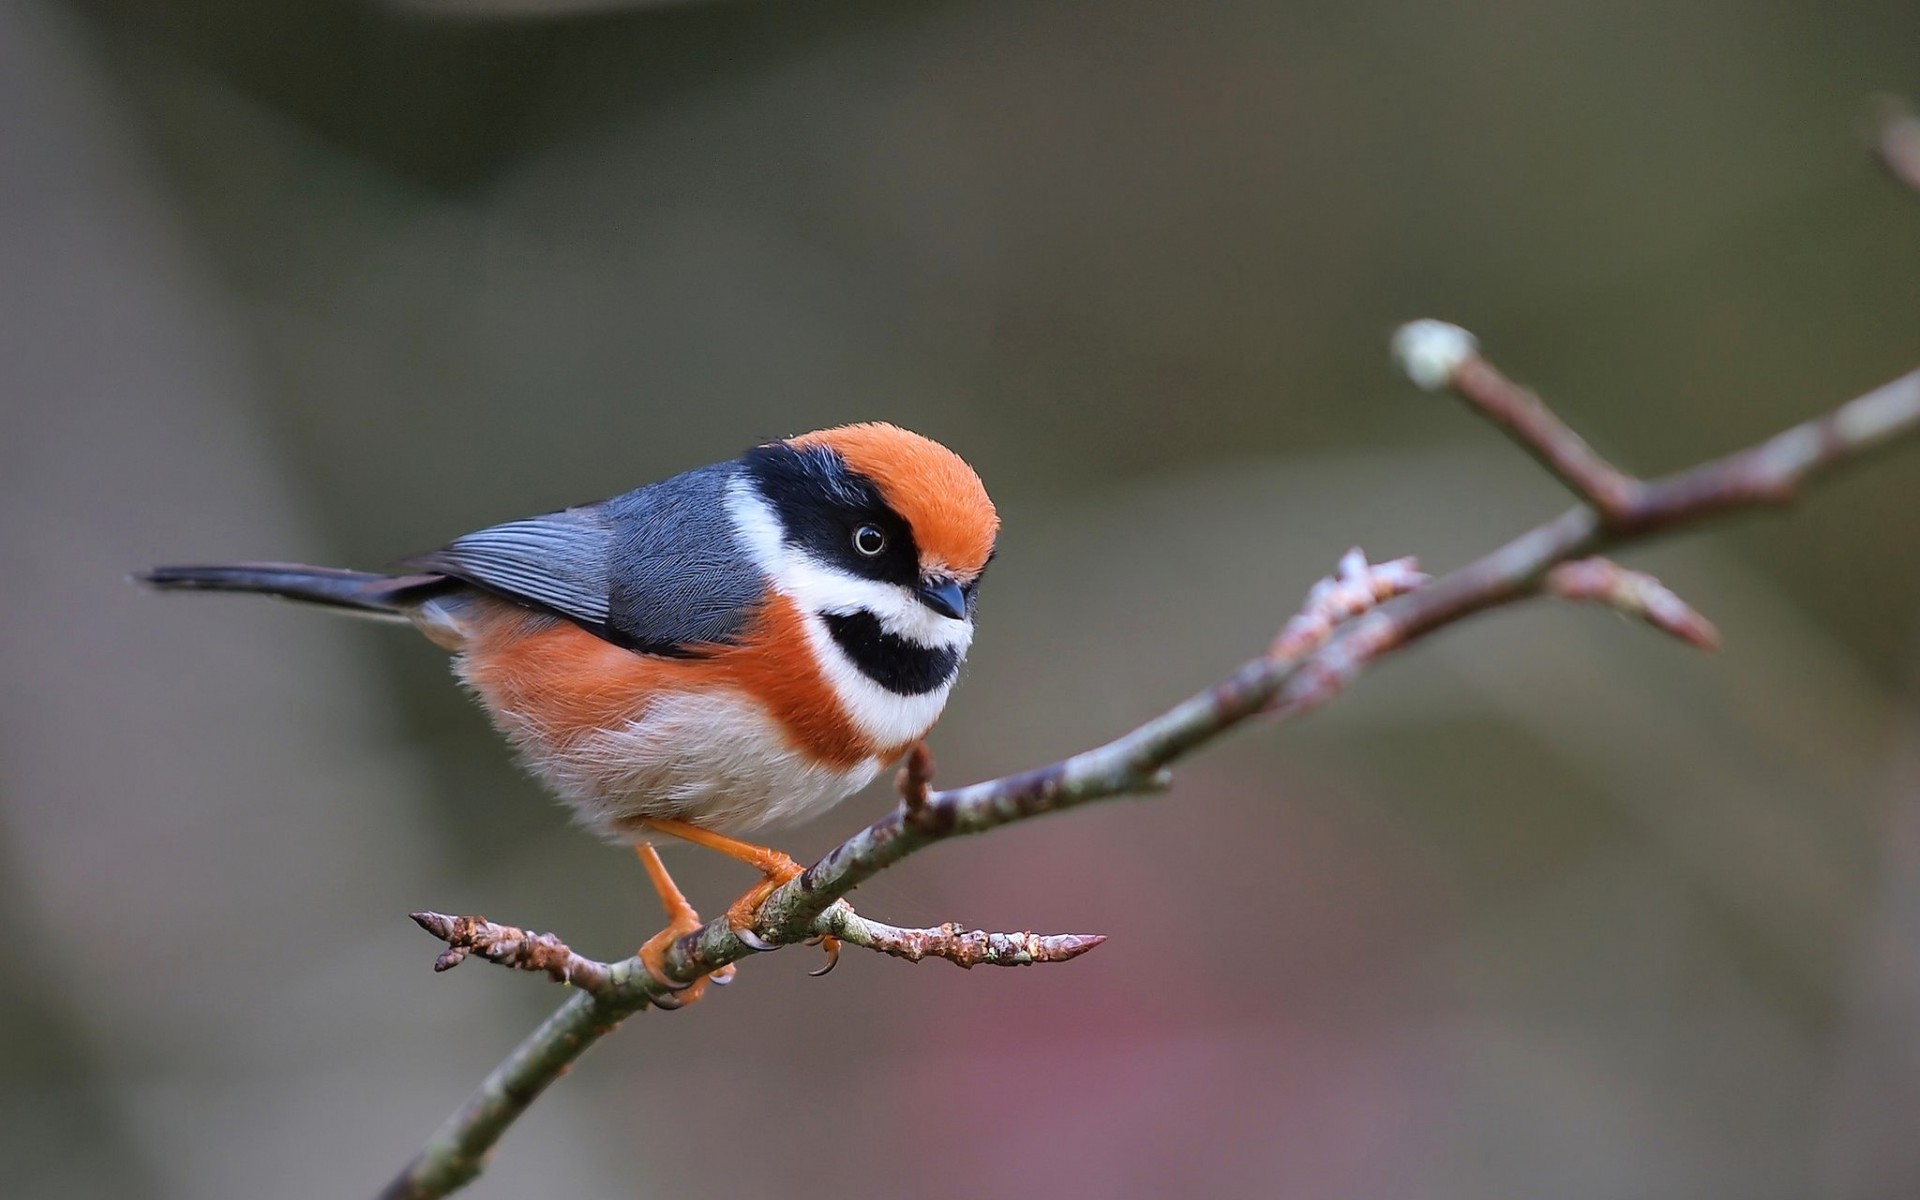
[456,594,877,770]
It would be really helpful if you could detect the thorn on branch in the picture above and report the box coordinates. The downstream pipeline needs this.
[1271,547,1427,662]
[409,912,615,995]
[1545,557,1721,651]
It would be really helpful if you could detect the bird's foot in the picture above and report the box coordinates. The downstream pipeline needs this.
[634,842,733,1008]
[723,855,840,975]
[637,911,717,1010]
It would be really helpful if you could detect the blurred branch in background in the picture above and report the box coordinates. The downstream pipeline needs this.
[384,123,1920,1187]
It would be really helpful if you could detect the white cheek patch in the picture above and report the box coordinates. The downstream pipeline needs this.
[788,559,973,652]
[798,614,956,746]
[723,480,973,653]
[725,477,969,746]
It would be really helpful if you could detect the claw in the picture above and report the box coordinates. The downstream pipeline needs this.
[635,820,821,983]
[724,864,803,931]
[807,935,842,977]
[649,987,692,1011]
[638,924,696,989]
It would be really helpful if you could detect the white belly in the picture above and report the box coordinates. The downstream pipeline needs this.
[501,686,883,838]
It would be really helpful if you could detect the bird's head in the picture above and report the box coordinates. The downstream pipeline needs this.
[729,423,997,692]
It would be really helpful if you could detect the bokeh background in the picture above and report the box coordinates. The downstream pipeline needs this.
[4,1,1920,1197]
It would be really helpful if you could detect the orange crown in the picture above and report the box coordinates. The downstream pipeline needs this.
[788,423,998,576]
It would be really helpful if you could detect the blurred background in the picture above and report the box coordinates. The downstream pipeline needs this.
[3,1,1919,1196]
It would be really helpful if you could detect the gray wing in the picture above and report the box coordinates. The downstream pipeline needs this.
[404,462,764,656]
[407,507,614,626]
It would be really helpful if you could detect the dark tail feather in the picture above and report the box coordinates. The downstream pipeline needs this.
[137,562,443,618]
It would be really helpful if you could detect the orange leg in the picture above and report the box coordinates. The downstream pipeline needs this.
[633,842,733,1007]
[643,818,840,974]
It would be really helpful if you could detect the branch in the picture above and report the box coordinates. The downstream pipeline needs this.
[380,147,1920,1200]
[821,904,1108,967]
[376,989,622,1200]
[1544,557,1720,651]
[1392,321,1645,518]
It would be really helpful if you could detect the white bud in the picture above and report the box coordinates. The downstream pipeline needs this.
[1391,320,1478,391]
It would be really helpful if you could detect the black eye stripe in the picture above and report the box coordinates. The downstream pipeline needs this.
[745,443,919,586]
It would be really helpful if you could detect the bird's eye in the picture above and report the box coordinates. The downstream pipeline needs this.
[853,525,887,557]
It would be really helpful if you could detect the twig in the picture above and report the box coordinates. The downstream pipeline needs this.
[1271,548,1428,662]
[1545,557,1721,651]
[895,740,936,816]
[821,903,1108,967]
[376,991,621,1200]
[408,913,617,994]
[381,136,1920,1199]
[1392,322,1645,520]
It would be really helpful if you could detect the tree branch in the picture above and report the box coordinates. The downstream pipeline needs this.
[821,904,1108,967]
[1544,557,1721,651]
[379,133,1920,1200]
[408,913,618,994]
[377,990,621,1200]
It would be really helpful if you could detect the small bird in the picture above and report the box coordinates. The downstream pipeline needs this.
[142,423,998,996]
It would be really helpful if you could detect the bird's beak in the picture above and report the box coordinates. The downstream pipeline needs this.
[918,577,967,621]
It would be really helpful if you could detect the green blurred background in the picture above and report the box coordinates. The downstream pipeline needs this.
[3,1,1919,1197]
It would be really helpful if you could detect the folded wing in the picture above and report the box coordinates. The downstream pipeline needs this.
[406,463,762,656]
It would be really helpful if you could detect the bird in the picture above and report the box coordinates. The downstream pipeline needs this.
[141,422,998,1000]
